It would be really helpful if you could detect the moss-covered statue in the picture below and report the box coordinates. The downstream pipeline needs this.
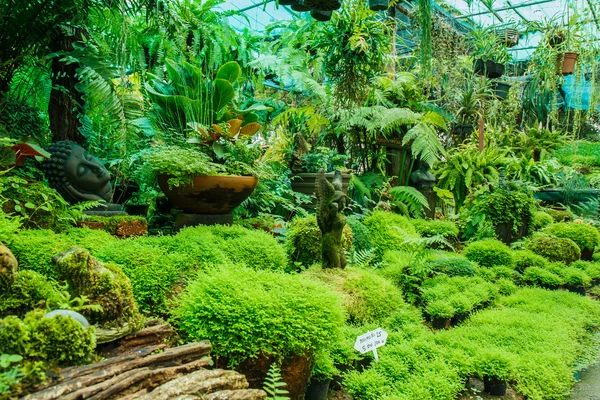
[52,247,142,342]
[316,169,347,269]
[41,141,113,203]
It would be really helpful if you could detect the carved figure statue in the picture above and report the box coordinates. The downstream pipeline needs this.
[0,243,18,288]
[316,169,347,269]
[42,141,113,203]
[409,160,436,191]
[290,133,311,173]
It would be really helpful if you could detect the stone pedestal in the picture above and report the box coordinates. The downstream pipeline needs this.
[174,213,233,231]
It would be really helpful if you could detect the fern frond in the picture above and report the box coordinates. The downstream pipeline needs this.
[263,364,290,400]
[389,186,430,217]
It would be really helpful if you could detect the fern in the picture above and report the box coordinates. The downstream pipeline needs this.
[263,364,290,400]
[389,186,430,217]
[348,247,382,269]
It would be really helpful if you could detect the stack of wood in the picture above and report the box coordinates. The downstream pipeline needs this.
[21,323,266,400]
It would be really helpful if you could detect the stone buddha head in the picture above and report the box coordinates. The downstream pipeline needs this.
[42,141,113,204]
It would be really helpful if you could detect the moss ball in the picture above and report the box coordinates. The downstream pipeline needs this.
[544,222,600,251]
[464,239,514,268]
[363,211,418,258]
[527,234,581,264]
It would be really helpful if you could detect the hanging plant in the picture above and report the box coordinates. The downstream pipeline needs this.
[417,0,433,76]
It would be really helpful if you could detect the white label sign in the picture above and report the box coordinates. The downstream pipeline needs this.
[354,328,388,361]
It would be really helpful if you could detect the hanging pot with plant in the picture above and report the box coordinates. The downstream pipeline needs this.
[491,81,511,100]
[369,0,389,11]
[556,52,579,75]
[311,9,333,21]
[494,27,520,47]
[474,59,505,79]
[291,0,311,12]
[305,0,342,11]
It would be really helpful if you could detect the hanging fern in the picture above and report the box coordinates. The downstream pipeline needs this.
[263,364,290,400]
[389,186,430,217]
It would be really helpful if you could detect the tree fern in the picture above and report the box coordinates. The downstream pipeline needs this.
[263,363,290,400]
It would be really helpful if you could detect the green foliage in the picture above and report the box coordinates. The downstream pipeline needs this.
[528,211,554,234]
[0,208,20,244]
[388,186,430,217]
[521,267,564,288]
[0,271,64,318]
[363,211,419,258]
[171,265,344,368]
[473,350,514,380]
[284,215,352,267]
[527,234,581,264]
[305,267,406,326]
[311,349,338,382]
[0,102,50,145]
[545,208,574,223]
[464,239,514,268]
[411,219,458,239]
[0,311,95,367]
[513,250,549,273]
[544,222,600,251]
[263,363,290,400]
[426,256,475,277]
[571,260,600,280]
[0,353,45,398]
[560,267,592,287]
[9,230,73,279]
[421,276,498,319]
[346,216,373,252]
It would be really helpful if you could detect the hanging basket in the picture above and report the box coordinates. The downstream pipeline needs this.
[311,9,333,21]
[494,27,520,48]
[278,0,296,4]
[305,0,342,11]
[369,0,389,11]
[290,0,311,12]
[474,59,505,79]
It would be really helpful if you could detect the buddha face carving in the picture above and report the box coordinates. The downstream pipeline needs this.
[42,141,113,204]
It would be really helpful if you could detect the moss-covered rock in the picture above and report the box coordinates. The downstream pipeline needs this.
[0,270,65,318]
[527,234,581,264]
[528,211,554,234]
[544,222,600,253]
[52,247,142,330]
[0,243,18,288]
[463,239,514,268]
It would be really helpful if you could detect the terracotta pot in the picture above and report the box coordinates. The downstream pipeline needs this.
[289,172,351,209]
[557,52,579,75]
[157,175,257,214]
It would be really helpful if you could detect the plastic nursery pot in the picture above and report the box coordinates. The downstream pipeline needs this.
[581,247,595,261]
[557,52,579,75]
[369,0,390,11]
[305,0,342,11]
[450,312,469,326]
[310,9,332,21]
[305,378,331,400]
[491,81,511,100]
[291,0,311,11]
[124,204,149,217]
[431,317,450,330]
[278,0,296,4]
[483,377,507,396]
[473,59,505,79]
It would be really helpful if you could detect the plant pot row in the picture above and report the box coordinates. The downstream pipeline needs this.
[281,0,390,21]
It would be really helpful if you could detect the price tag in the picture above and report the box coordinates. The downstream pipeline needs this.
[353,328,388,361]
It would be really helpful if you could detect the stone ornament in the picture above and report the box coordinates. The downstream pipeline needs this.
[42,141,113,204]
[316,168,347,269]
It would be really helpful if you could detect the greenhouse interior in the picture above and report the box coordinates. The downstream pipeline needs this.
[2,0,600,399]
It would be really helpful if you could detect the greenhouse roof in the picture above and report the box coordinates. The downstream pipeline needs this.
[223,0,600,61]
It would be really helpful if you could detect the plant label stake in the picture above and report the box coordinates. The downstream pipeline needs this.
[354,328,388,361]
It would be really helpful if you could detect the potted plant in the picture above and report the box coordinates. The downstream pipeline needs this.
[305,0,342,11]
[369,0,389,11]
[474,351,513,396]
[124,187,158,217]
[305,350,338,400]
[453,81,482,139]
[425,300,453,330]
[470,26,511,79]
[494,26,520,47]
[144,59,269,215]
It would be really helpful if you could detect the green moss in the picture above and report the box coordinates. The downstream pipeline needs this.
[0,311,95,367]
[528,211,554,234]
[411,219,458,239]
[347,216,373,252]
[363,211,419,258]
[81,215,147,235]
[521,267,564,288]
[426,256,476,277]
[171,265,344,368]
[285,215,352,266]
[545,208,573,223]
[464,239,514,268]
[527,234,581,264]
[9,230,73,279]
[0,271,65,318]
[513,250,549,273]
[421,276,498,319]
[544,222,600,251]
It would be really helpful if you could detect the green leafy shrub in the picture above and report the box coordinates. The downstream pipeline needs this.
[490,265,519,281]
[64,228,118,254]
[363,211,418,258]
[544,222,600,251]
[0,209,20,244]
[560,268,592,287]
[527,234,581,264]
[171,265,344,368]
[521,267,564,288]
[285,215,352,266]
[513,249,549,273]
[0,271,64,318]
[545,208,573,223]
[347,216,373,252]
[571,260,600,280]
[496,278,518,296]
[425,255,475,277]
[0,311,95,367]
[528,211,554,234]
[411,219,458,239]
[464,239,514,268]
[305,267,406,326]
[473,350,514,380]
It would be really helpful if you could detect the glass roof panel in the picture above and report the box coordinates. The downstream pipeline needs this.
[219,0,295,31]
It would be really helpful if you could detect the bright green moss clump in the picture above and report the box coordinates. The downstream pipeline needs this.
[527,234,581,264]
[411,218,458,239]
[346,216,373,252]
[0,271,64,318]
[172,265,344,368]
[0,311,95,367]
[544,222,600,251]
[363,211,418,258]
[528,211,554,234]
[464,239,514,268]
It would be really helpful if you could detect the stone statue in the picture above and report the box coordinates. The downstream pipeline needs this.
[0,243,18,288]
[410,160,437,217]
[316,169,347,269]
[42,141,113,204]
[290,133,311,173]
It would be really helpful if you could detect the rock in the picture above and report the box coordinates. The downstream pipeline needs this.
[45,310,90,329]
[52,247,142,333]
[0,243,18,287]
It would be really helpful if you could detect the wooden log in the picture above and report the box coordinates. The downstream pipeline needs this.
[60,367,150,400]
[136,369,249,400]
[22,342,211,400]
[116,324,174,350]
[204,389,267,400]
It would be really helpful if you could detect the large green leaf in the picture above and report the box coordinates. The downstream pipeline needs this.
[216,61,242,84]
[234,104,274,115]
[212,78,235,114]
